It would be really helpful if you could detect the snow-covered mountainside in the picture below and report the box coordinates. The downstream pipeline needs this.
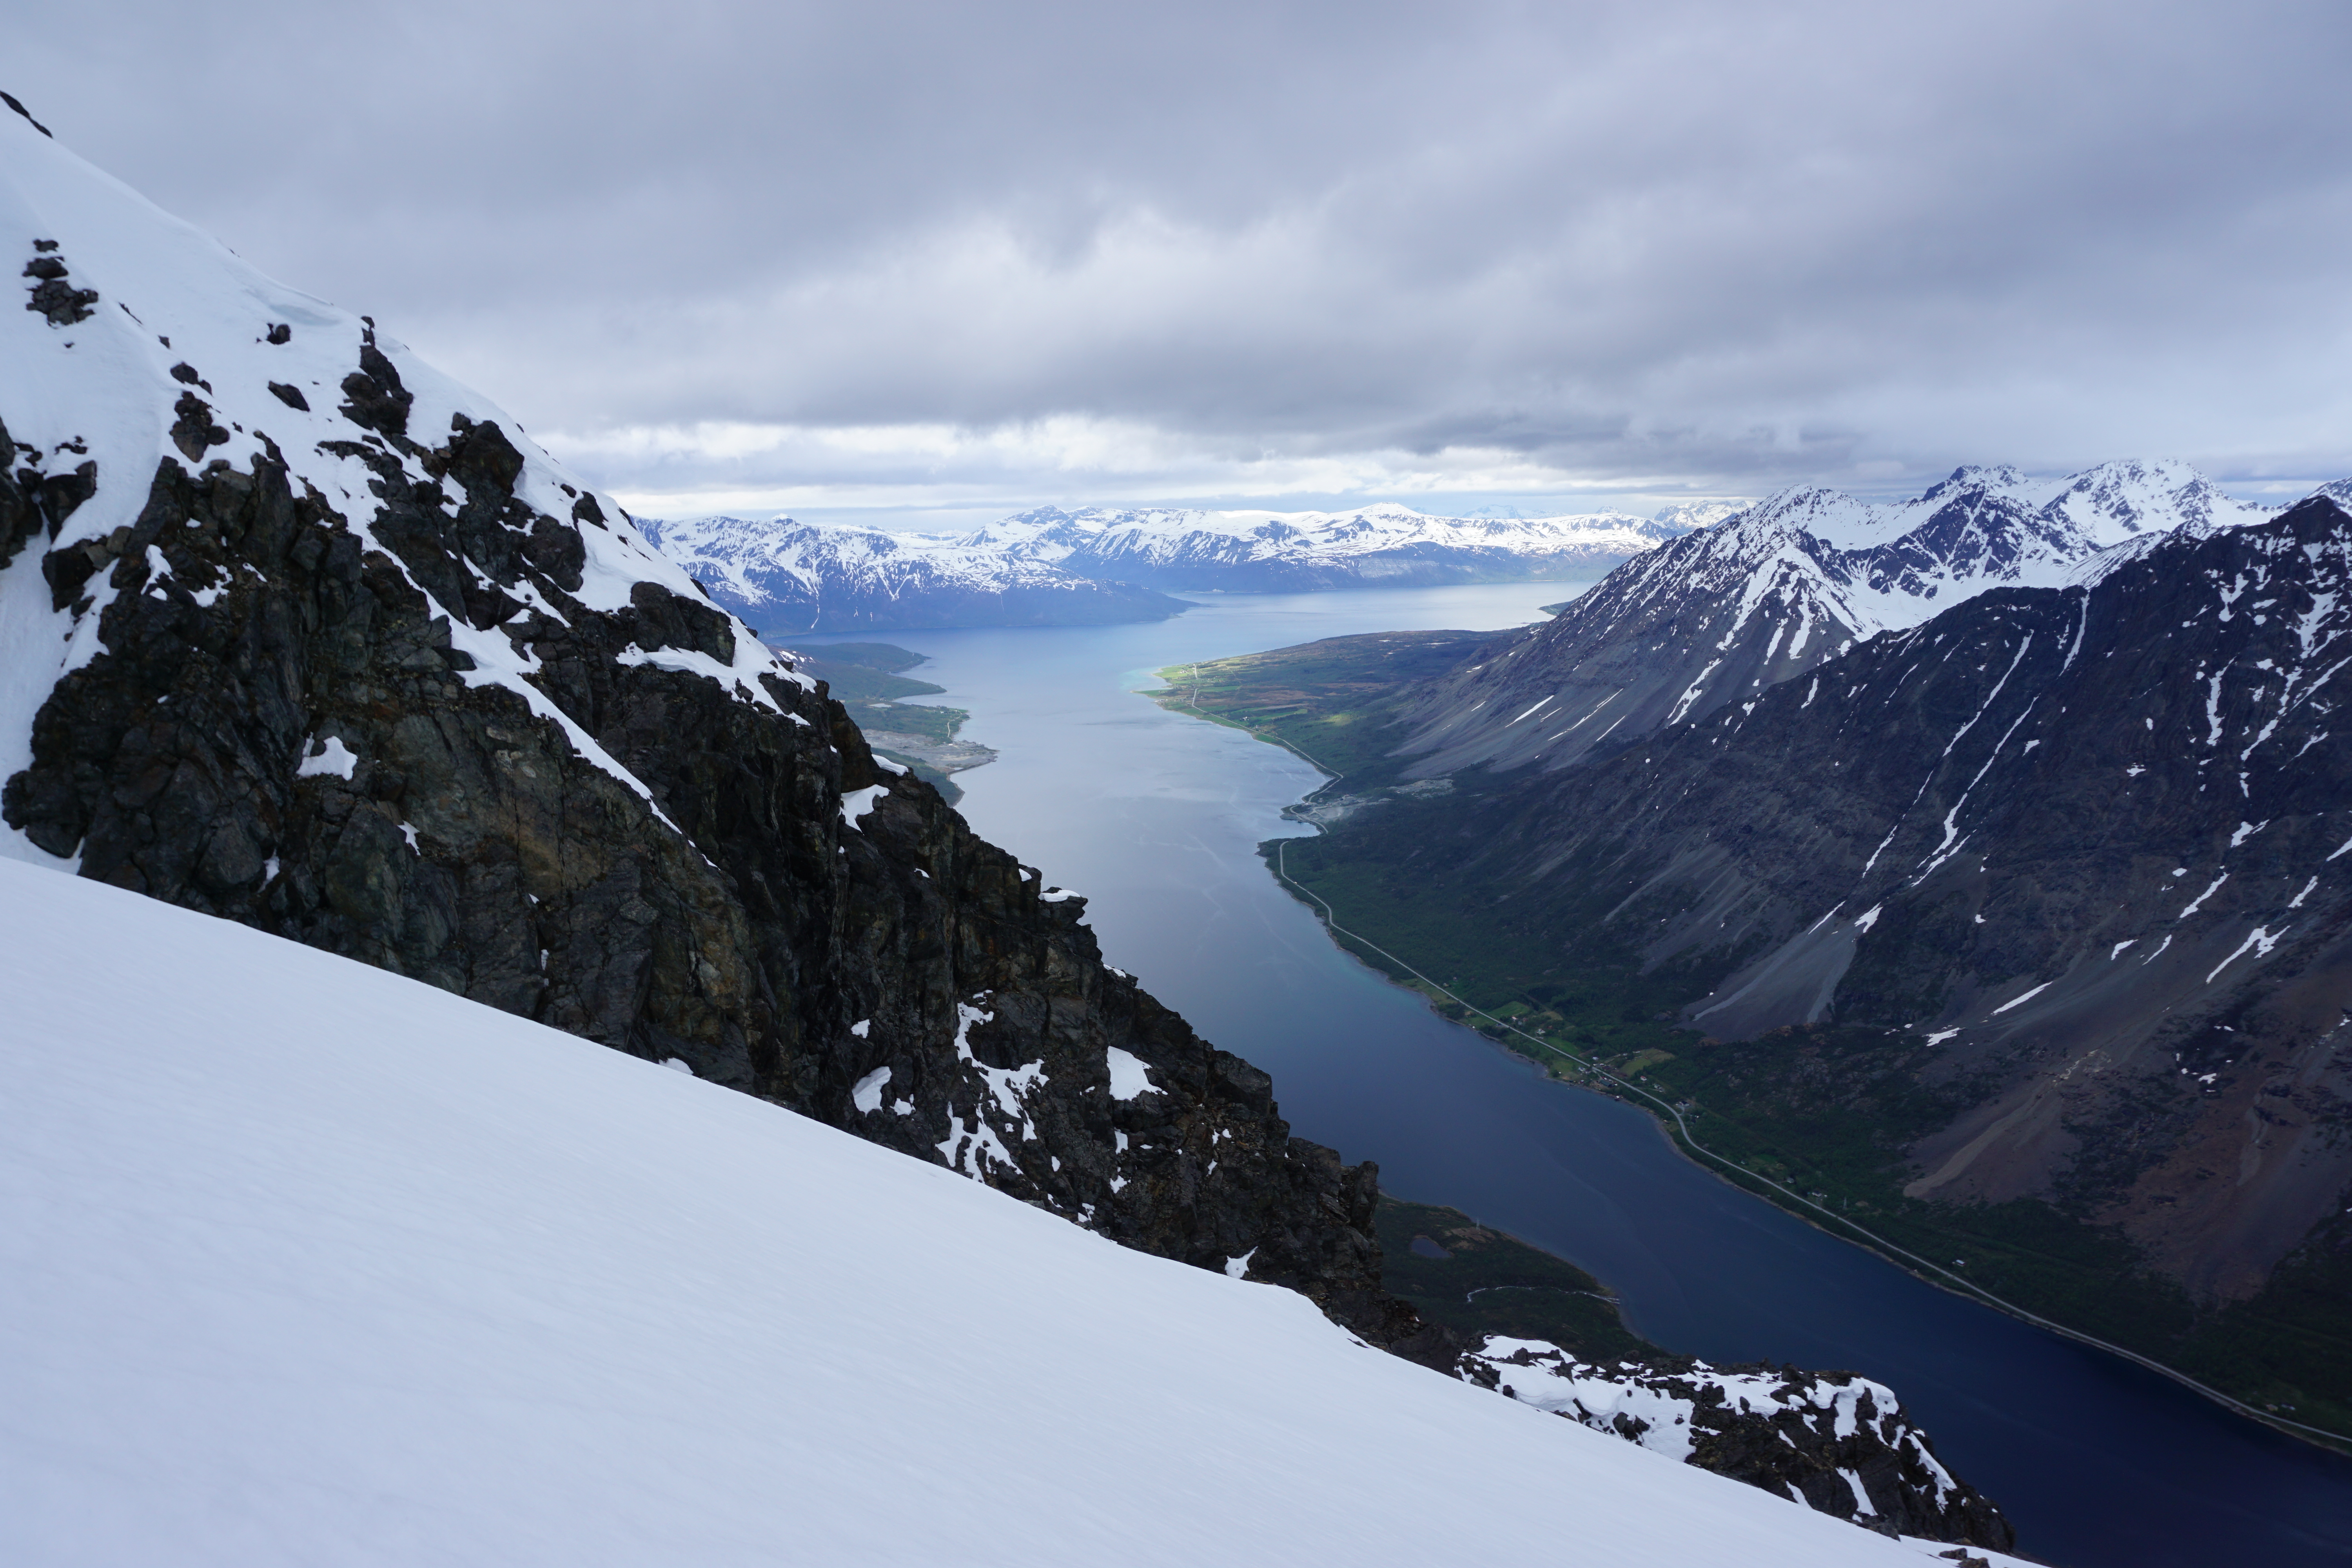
[1391,461,2275,777]
[0,90,1412,1331]
[640,514,1191,633]
[644,501,1716,633]
[4,860,2007,1568]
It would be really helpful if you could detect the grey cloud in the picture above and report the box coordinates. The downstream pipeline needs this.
[11,0,2352,508]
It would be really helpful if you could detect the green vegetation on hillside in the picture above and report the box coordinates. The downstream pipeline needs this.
[782,642,979,802]
[1279,807,2352,1446]
[1142,630,1501,791]
[1374,1196,1654,1362]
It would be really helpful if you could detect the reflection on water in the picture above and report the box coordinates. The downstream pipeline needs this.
[797,583,2352,1568]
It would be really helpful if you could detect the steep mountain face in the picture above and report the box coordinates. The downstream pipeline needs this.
[976,501,1701,591]
[1387,463,2273,779]
[0,97,1406,1337]
[640,514,1192,633]
[1345,499,2352,1303]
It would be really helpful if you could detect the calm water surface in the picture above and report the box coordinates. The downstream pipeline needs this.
[799,583,2352,1568]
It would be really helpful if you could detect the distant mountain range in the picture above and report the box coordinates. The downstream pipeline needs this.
[642,501,1740,633]
[961,501,1737,593]
[639,514,1193,634]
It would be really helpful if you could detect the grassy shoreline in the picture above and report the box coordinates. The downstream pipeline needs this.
[1266,824,2352,1452]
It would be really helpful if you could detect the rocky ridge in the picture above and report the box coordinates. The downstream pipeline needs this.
[1387,461,2274,779]
[1460,1340,2012,1546]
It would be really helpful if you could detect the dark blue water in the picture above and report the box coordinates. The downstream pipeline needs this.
[799,583,2352,1568]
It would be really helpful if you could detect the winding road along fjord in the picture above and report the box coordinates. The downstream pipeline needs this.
[795,582,2352,1568]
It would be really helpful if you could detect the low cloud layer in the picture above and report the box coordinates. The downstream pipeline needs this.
[16,0,2352,521]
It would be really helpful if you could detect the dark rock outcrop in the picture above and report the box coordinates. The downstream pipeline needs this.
[0,397,1402,1335]
[1461,1340,2016,1549]
[23,240,98,327]
[1,413,94,570]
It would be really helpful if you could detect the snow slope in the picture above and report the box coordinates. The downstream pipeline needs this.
[0,858,1949,1567]
[0,96,803,867]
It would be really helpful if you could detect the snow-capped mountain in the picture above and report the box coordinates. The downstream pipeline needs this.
[2,858,2009,1568]
[1391,461,2277,777]
[1334,494,2352,1318]
[2039,457,2274,545]
[644,501,1720,633]
[640,514,1191,633]
[969,501,1709,592]
[1654,500,1748,532]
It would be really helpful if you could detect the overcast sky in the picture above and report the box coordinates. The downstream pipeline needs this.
[16,1,2352,526]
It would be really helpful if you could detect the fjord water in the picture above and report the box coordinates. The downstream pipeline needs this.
[798,583,2352,1568]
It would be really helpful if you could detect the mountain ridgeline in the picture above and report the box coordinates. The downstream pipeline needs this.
[1387,461,2271,778]
[644,502,1728,634]
[962,502,1718,592]
[1268,486,2352,1430]
[640,514,1194,634]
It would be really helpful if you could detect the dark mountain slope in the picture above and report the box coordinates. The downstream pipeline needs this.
[0,422,1421,1332]
[1307,497,2352,1311]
